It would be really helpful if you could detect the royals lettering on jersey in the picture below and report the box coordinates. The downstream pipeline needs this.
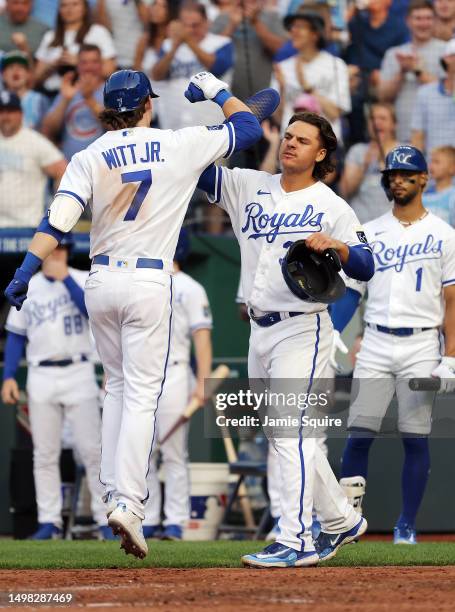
[5,269,94,365]
[345,211,455,328]
[209,167,369,313]
[54,123,233,261]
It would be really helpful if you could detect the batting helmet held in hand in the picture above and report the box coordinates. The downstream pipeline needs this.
[381,145,428,201]
[281,240,346,304]
[103,70,158,113]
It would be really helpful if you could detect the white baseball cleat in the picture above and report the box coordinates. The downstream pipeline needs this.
[108,503,148,559]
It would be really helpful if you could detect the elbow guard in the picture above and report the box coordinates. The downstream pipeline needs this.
[48,194,83,233]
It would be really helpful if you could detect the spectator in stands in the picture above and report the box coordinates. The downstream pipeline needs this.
[411,39,455,155]
[378,0,445,143]
[0,0,48,56]
[134,0,176,77]
[151,1,233,130]
[1,50,49,128]
[40,43,104,160]
[340,102,398,223]
[423,145,455,225]
[34,0,116,97]
[95,0,146,69]
[434,0,455,41]
[347,0,409,81]
[0,91,66,228]
[31,0,96,28]
[345,0,409,144]
[210,0,287,100]
[271,11,350,142]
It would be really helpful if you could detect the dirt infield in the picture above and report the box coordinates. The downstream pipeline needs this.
[1,567,455,611]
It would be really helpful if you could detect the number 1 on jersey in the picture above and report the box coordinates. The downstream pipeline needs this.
[415,267,423,292]
[121,170,152,221]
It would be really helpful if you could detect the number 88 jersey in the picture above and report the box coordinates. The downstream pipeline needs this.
[5,269,94,366]
[346,211,455,328]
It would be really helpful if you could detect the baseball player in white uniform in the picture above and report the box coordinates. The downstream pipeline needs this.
[143,229,213,540]
[1,236,108,539]
[198,110,374,567]
[4,69,262,559]
[333,145,455,545]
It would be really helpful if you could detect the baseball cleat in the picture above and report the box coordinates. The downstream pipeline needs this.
[241,542,319,568]
[161,524,183,540]
[265,517,280,541]
[393,524,417,545]
[29,523,62,540]
[315,516,368,561]
[108,504,148,559]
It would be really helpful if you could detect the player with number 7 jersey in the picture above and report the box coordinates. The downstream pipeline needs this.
[4,70,263,559]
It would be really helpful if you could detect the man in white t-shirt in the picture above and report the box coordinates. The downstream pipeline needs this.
[151,1,233,129]
[0,91,67,228]
[271,11,351,142]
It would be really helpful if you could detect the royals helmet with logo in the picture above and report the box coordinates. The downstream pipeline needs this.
[281,240,346,304]
[103,70,159,113]
[380,145,428,201]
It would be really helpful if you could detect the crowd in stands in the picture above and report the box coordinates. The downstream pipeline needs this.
[1,0,455,233]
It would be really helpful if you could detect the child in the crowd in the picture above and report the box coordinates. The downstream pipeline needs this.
[423,146,455,226]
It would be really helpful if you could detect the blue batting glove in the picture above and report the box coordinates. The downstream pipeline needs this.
[184,82,206,103]
[4,269,30,310]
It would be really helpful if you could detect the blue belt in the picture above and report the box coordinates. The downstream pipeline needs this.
[92,254,164,269]
[366,323,433,336]
[249,310,304,328]
[38,356,88,367]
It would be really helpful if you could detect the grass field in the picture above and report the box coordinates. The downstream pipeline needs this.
[2,540,455,569]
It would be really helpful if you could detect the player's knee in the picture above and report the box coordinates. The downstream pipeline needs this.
[33,447,60,469]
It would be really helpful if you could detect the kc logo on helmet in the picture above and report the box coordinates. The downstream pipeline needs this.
[392,151,412,165]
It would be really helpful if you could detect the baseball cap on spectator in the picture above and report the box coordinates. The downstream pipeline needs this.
[283,11,326,49]
[0,91,22,111]
[293,93,322,114]
[1,51,29,72]
[441,38,455,71]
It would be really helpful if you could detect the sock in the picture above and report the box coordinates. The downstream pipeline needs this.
[396,436,430,529]
[341,434,375,479]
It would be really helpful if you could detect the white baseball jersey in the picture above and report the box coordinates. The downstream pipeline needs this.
[346,211,455,327]
[55,123,234,262]
[210,168,369,313]
[168,270,212,364]
[5,269,94,365]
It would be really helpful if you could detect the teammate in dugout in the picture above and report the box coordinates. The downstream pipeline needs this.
[143,229,213,541]
[332,145,455,545]
[1,234,110,539]
[197,111,375,568]
[4,69,263,559]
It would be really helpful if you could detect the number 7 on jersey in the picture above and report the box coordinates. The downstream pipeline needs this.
[121,170,152,221]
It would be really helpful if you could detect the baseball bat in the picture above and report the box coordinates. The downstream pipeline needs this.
[157,364,230,446]
[409,378,441,391]
[216,417,256,530]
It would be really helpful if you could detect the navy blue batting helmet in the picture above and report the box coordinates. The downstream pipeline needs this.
[381,145,428,201]
[103,70,158,113]
[174,228,190,264]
